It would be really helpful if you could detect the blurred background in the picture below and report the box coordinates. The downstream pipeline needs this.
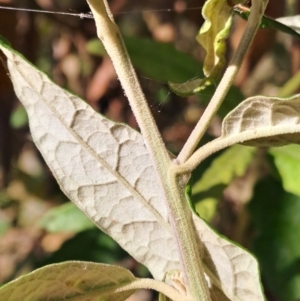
[1,0,300,300]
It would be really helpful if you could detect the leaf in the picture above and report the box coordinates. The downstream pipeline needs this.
[190,145,255,221]
[172,0,244,95]
[87,37,204,83]
[0,38,179,281]
[277,70,300,98]
[9,104,28,128]
[193,145,256,194]
[192,214,264,301]
[234,6,300,39]
[168,78,213,97]
[276,15,300,35]
[0,38,265,300]
[269,145,300,196]
[196,0,242,78]
[0,261,136,301]
[249,178,300,301]
[87,37,208,97]
[195,197,218,222]
[222,94,300,146]
[39,202,95,233]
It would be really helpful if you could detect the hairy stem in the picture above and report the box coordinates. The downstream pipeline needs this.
[69,278,192,301]
[86,0,172,176]
[177,0,269,164]
[86,1,211,300]
[176,122,298,175]
[167,170,211,301]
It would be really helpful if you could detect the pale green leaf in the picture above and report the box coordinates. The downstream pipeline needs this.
[0,261,136,301]
[193,145,256,194]
[222,94,300,146]
[39,202,95,233]
[269,144,300,196]
[0,37,265,300]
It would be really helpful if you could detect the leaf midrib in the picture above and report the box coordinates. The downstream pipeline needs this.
[11,53,171,233]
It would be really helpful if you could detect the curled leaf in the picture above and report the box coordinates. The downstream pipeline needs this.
[222,94,300,146]
[171,0,245,96]
[196,0,243,78]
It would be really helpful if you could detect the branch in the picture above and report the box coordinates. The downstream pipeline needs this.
[86,1,212,300]
[85,0,172,178]
[177,0,269,164]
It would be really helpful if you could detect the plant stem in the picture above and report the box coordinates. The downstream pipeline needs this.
[85,0,172,178]
[176,122,299,175]
[177,0,269,164]
[86,1,211,300]
[68,278,192,301]
[167,170,212,301]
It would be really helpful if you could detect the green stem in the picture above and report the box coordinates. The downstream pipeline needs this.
[177,0,269,164]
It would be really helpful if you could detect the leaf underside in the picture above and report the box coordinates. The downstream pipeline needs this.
[0,261,136,301]
[0,43,179,281]
[0,38,265,300]
[222,95,300,146]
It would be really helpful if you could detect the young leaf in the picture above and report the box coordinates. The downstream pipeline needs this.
[196,0,244,79]
[0,38,265,300]
[269,145,300,196]
[0,261,136,301]
[0,38,179,281]
[170,0,245,95]
[189,145,255,221]
[193,145,256,194]
[222,95,300,146]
